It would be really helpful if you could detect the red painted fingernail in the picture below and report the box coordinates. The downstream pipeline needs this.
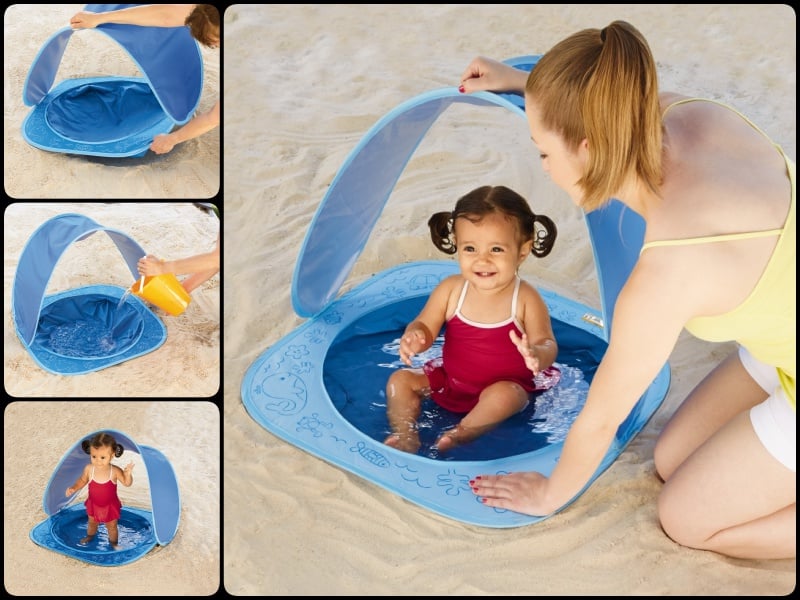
[469,479,475,485]
[458,85,465,93]
[481,498,487,503]
[475,476,481,480]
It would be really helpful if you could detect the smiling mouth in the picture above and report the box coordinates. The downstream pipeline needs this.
[475,271,496,277]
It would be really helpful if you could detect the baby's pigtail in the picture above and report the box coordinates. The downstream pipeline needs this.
[427,212,456,255]
[531,214,558,258]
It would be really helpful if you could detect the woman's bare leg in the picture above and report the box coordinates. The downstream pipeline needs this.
[654,350,767,480]
[658,410,795,558]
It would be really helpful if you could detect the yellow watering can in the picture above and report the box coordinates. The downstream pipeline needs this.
[130,273,191,316]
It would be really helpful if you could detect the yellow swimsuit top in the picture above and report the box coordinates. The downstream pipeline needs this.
[640,98,796,407]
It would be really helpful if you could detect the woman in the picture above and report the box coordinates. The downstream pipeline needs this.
[461,20,794,559]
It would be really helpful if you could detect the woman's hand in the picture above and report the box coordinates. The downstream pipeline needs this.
[69,11,102,29]
[150,133,177,155]
[138,255,167,277]
[470,471,554,516]
[459,56,528,95]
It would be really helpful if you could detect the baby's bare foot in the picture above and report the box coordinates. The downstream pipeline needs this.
[384,432,421,454]
[79,535,93,545]
[434,431,460,453]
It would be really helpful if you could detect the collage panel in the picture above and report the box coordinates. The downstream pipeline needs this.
[4,3,219,199]
[220,4,795,597]
[4,4,224,597]
[5,202,220,398]
[4,400,220,595]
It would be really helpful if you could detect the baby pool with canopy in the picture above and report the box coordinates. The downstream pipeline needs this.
[22,3,203,158]
[11,212,167,375]
[241,56,671,527]
[30,429,180,566]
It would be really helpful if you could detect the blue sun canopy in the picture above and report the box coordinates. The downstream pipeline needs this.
[23,4,203,125]
[291,55,643,340]
[12,213,145,347]
[44,429,180,545]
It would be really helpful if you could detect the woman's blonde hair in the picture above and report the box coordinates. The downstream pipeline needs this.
[526,20,663,210]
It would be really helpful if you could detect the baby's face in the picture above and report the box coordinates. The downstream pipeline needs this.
[90,445,114,467]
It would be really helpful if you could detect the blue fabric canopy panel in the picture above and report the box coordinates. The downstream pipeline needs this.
[30,429,180,566]
[22,4,203,157]
[11,213,167,375]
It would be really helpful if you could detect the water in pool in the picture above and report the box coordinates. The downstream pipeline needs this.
[324,299,606,461]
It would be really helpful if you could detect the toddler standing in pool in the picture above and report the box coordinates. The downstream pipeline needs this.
[65,432,134,548]
[384,185,560,454]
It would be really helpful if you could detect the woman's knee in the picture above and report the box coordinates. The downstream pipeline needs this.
[656,482,701,549]
[652,434,675,482]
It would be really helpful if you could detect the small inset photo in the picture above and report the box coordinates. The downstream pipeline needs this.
[4,400,220,595]
[5,202,220,397]
[5,4,219,198]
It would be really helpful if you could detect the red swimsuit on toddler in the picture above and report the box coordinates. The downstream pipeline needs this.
[84,465,122,523]
[423,277,560,413]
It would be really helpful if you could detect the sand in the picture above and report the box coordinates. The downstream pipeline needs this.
[4,202,220,397]
[3,401,220,596]
[222,4,795,596]
[3,4,219,199]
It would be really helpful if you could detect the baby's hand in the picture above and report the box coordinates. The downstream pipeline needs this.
[124,462,135,473]
[510,329,541,375]
[399,329,428,366]
[65,486,75,497]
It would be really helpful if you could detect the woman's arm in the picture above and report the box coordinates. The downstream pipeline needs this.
[150,101,220,154]
[141,232,220,277]
[180,267,219,294]
[474,264,687,514]
[70,4,195,29]
[459,56,529,95]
